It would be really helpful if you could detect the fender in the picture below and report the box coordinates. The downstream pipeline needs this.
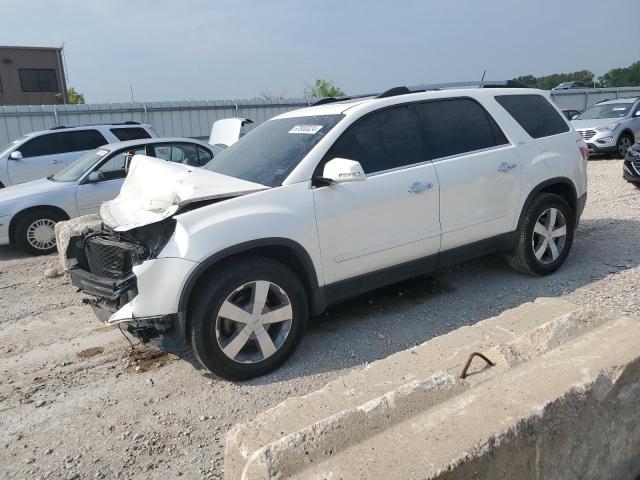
[175,237,325,338]
[517,177,578,231]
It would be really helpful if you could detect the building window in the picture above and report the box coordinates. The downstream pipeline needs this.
[19,69,59,92]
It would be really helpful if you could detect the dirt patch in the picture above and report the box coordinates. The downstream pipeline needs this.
[77,346,105,358]
[125,347,175,373]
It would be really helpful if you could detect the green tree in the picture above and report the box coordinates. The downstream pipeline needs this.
[66,87,85,104]
[599,61,640,87]
[307,79,345,98]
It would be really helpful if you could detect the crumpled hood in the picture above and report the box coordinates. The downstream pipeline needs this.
[101,155,268,231]
[571,118,623,130]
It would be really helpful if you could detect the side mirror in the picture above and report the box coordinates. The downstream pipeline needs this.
[320,158,366,184]
[86,171,105,183]
[9,151,22,160]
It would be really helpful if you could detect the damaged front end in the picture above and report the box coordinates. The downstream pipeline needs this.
[66,218,177,342]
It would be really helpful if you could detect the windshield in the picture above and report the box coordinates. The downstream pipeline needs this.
[203,114,343,187]
[52,149,110,182]
[576,102,633,120]
[0,135,28,156]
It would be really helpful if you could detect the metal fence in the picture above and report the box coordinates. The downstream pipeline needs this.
[1,87,639,146]
[0,98,312,146]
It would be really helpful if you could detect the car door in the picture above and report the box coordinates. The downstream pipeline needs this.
[63,129,109,165]
[7,132,66,184]
[75,146,146,214]
[312,105,441,286]
[413,98,522,251]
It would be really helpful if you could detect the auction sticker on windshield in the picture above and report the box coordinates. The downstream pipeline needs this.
[289,125,323,134]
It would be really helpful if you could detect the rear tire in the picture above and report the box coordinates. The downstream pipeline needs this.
[507,193,574,276]
[15,210,64,255]
[190,257,308,380]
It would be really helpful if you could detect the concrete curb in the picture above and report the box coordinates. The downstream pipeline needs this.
[225,299,640,479]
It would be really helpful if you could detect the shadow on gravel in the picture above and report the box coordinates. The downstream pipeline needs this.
[0,245,55,261]
[243,217,640,386]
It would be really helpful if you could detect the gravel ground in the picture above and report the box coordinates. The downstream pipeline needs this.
[0,159,638,480]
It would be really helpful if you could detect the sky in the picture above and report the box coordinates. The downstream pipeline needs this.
[2,0,639,103]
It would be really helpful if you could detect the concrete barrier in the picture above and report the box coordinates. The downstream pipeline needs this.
[225,298,640,479]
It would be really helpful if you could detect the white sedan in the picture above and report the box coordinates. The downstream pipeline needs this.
[0,137,221,254]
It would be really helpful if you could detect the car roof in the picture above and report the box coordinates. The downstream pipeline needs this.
[98,137,213,152]
[24,123,153,138]
[274,87,546,119]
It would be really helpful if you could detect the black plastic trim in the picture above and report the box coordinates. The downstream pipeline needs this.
[322,232,516,308]
[176,238,324,334]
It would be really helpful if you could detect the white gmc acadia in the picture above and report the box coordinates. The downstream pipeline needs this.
[62,84,588,380]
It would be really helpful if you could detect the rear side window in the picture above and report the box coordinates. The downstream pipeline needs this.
[110,127,151,141]
[495,94,569,139]
[19,133,64,157]
[64,130,108,152]
[324,106,420,174]
[197,146,213,166]
[413,98,508,159]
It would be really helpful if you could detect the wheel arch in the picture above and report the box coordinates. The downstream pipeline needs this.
[9,205,70,243]
[177,238,325,341]
[517,178,578,232]
[618,129,635,143]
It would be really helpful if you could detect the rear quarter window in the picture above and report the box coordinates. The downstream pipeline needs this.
[110,127,152,141]
[495,94,569,139]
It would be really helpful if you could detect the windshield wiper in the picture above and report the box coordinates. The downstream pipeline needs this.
[46,175,55,181]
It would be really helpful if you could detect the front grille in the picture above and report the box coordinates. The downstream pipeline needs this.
[84,236,146,279]
[632,160,640,176]
[578,129,596,141]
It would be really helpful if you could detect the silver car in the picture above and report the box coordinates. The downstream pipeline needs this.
[0,138,221,254]
[571,97,640,158]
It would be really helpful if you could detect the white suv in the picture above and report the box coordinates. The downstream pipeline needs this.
[0,122,156,187]
[63,86,588,380]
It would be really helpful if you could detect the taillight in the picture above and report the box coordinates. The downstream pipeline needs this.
[579,145,589,161]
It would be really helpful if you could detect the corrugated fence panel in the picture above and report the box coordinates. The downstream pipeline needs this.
[0,98,310,145]
[2,88,638,145]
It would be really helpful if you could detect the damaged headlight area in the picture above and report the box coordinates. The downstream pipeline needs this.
[66,217,177,341]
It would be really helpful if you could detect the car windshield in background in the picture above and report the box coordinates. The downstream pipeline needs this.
[203,115,344,187]
[52,149,110,182]
[576,103,633,120]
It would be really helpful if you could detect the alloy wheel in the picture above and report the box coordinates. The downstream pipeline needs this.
[215,280,293,364]
[531,207,567,265]
[26,218,57,251]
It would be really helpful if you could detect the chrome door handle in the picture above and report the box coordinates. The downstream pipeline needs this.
[408,181,433,193]
[497,162,517,172]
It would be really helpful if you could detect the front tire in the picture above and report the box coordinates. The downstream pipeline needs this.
[507,193,574,276]
[15,210,64,255]
[190,257,308,380]
[617,134,633,159]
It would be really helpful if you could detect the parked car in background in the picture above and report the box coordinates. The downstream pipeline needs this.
[0,122,157,188]
[622,142,640,187]
[552,81,588,90]
[561,109,581,120]
[0,137,219,254]
[571,97,640,158]
[63,86,588,380]
[209,117,253,149]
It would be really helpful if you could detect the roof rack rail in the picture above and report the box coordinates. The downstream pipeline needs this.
[312,93,377,107]
[48,121,141,131]
[312,80,527,106]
